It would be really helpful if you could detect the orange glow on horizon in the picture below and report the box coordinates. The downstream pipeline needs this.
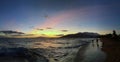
[29,29,76,37]
[30,30,58,37]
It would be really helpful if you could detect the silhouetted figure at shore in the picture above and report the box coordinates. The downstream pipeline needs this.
[112,30,120,41]
[92,43,94,47]
[112,30,117,38]
[91,39,100,48]
[97,43,99,48]
[91,40,94,43]
[96,39,99,43]
[91,40,94,47]
[96,38,100,48]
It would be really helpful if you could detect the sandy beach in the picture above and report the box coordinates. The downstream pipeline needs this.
[101,38,120,62]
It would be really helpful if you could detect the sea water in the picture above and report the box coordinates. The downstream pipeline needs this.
[0,38,94,62]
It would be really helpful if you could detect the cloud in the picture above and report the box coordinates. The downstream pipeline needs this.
[41,34,46,35]
[61,30,68,32]
[36,28,44,31]
[0,30,25,35]
[56,34,64,36]
[23,34,35,36]
[46,27,52,29]
[44,15,49,18]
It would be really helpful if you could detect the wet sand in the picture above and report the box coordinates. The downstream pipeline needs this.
[74,39,106,62]
[74,38,120,62]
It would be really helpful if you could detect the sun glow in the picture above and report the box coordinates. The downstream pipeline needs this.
[30,29,65,37]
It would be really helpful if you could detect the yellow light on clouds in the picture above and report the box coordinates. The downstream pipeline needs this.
[30,29,65,37]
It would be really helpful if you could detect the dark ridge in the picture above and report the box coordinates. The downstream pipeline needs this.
[60,32,100,38]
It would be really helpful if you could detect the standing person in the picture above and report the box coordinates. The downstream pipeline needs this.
[91,40,94,43]
[112,30,120,41]
[96,38,99,43]
[96,38,99,48]
[113,30,117,38]
[91,40,94,47]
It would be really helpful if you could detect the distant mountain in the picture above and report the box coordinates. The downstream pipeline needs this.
[60,32,100,38]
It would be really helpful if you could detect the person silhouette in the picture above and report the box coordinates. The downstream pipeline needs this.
[91,40,94,47]
[113,30,117,38]
[96,38,99,48]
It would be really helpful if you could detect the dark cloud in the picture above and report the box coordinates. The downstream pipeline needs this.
[41,34,46,35]
[61,30,68,32]
[44,15,49,18]
[36,28,44,31]
[0,30,25,35]
[11,34,35,37]
[23,34,35,36]
[46,27,52,29]
[56,34,64,36]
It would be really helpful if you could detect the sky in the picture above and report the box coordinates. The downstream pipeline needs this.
[0,0,120,37]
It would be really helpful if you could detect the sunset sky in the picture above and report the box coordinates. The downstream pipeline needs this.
[0,0,120,37]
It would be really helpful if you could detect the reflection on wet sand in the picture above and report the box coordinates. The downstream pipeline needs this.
[91,39,101,48]
[75,30,120,62]
[101,38,120,62]
[74,38,106,62]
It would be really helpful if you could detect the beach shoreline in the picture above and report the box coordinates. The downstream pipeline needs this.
[74,38,106,62]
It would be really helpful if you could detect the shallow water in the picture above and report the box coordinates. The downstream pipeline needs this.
[0,38,95,62]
